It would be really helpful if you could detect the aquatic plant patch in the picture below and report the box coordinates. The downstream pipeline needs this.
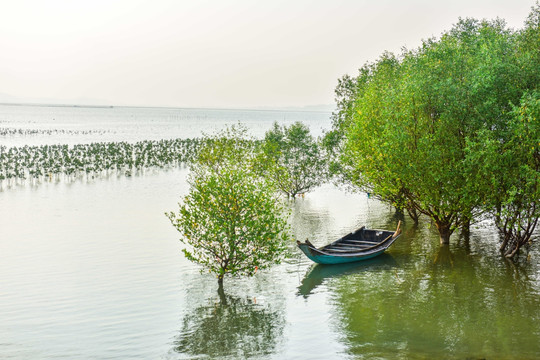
[0,138,206,185]
[0,127,111,136]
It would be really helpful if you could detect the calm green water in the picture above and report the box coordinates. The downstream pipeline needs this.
[298,209,540,359]
[326,233,540,359]
[1,105,539,359]
[1,168,539,360]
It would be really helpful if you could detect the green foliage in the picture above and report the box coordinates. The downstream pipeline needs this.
[167,125,290,282]
[469,91,539,257]
[323,71,368,184]
[261,122,325,198]
[517,2,540,90]
[334,8,539,246]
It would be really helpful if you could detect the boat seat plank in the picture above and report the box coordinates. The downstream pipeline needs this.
[323,245,369,251]
[322,248,364,253]
[332,245,371,250]
[341,240,380,245]
[331,242,367,247]
[324,245,360,249]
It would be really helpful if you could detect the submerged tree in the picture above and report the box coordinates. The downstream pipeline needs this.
[496,94,539,258]
[167,125,290,284]
[334,11,538,245]
[470,92,540,258]
[491,5,540,258]
[260,122,325,198]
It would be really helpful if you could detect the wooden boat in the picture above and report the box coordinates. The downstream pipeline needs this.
[297,221,402,264]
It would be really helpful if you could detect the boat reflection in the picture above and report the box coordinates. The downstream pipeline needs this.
[297,253,397,298]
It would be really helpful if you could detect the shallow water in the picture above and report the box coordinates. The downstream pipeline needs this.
[1,105,539,359]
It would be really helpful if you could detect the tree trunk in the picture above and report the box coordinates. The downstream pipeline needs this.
[505,242,520,259]
[435,221,453,245]
[499,233,510,253]
[406,205,419,225]
[461,219,470,241]
[217,280,227,305]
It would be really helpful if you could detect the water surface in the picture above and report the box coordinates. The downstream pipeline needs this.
[0,105,539,359]
[0,104,331,147]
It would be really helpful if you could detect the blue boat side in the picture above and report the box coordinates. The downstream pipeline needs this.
[297,243,386,264]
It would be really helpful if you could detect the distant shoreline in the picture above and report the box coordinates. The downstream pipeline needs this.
[0,102,333,113]
[0,102,114,109]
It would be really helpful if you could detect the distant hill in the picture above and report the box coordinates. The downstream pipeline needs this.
[298,104,335,112]
[250,104,335,112]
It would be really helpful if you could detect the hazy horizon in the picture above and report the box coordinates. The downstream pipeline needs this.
[0,1,535,109]
[0,97,335,112]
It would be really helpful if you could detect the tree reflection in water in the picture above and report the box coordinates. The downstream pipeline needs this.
[173,285,284,359]
[329,225,540,359]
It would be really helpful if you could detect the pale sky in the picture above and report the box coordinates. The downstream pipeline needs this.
[0,0,535,109]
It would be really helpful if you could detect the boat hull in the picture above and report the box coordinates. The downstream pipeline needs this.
[297,243,386,264]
